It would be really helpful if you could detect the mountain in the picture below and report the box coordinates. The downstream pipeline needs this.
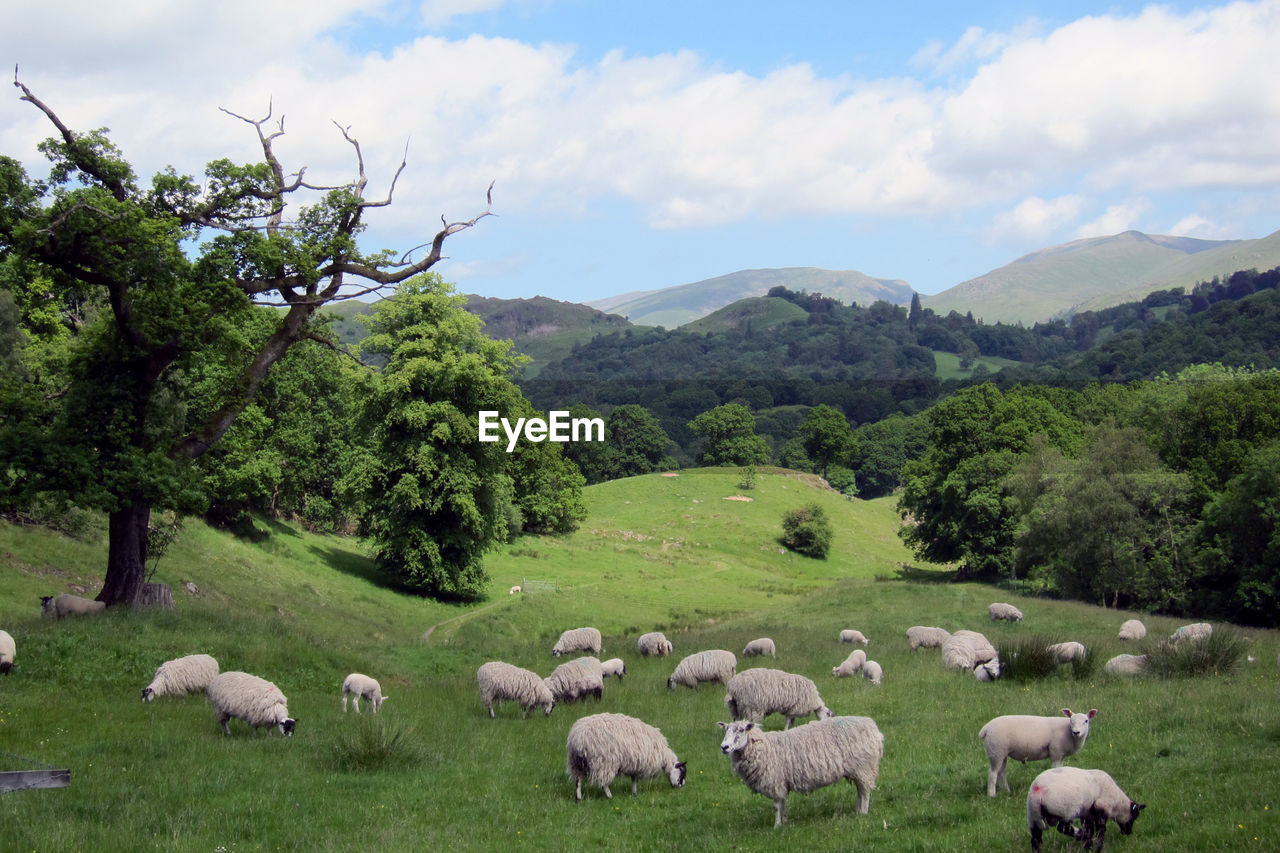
[586,267,915,328]
[924,229,1280,324]
[462,295,632,376]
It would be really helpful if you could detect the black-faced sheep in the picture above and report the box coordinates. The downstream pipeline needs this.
[1027,766,1145,853]
[742,637,777,658]
[0,629,14,674]
[979,709,1097,797]
[40,593,105,619]
[599,658,626,681]
[566,713,687,801]
[718,716,883,827]
[667,649,736,689]
[637,631,673,657]
[141,654,219,701]
[207,671,296,736]
[725,668,833,730]
[476,661,555,718]
[544,656,604,703]
[341,673,387,713]
[552,627,602,657]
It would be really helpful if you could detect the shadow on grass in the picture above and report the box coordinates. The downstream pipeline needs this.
[307,543,486,604]
[887,563,958,584]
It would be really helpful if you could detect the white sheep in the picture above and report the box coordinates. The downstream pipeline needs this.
[1046,641,1087,664]
[566,713,687,801]
[974,659,1001,681]
[1117,619,1147,641]
[978,709,1097,797]
[725,668,833,730]
[206,671,296,736]
[341,673,387,713]
[667,649,737,689]
[0,629,14,674]
[552,627,603,657]
[838,629,869,645]
[544,656,604,703]
[599,658,627,681]
[637,631,673,657]
[906,625,951,650]
[476,661,555,718]
[509,585,522,595]
[1104,654,1148,676]
[989,602,1024,622]
[831,649,867,678]
[1027,766,1146,853]
[942,631,997,671]
[861,660,883,686]
[742,637,777,658]
[1170,622,1212,643]
[717,715,883,827]
[141,654,219,702]
[40,593,105,619]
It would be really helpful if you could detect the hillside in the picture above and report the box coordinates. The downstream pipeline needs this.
[463,294,634,377]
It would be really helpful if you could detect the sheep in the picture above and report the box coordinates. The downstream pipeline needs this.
[839,629,869,645]
[1170,622,1212,643]
[954,630,998,661]
[906,625,951,650]
[1027,766,1146,853]
[544,656,604,703]
[1117,619,1147,641]
[206,671,296,736]
[989,602,1024,622]
[978,709,1097,797]
[141,653,219,702]
[743,637,777,658]
[552,627,603,657]
[974,659,1001,681]
[0,629,14,674]
[566,713,687,801]
[509,585,522,595]
[1047,641,1088,664]
[862,660,883,686]
[1104,654,1148,676]
[341,673,387,713]
[599,658,627,681]
[942,631,997,671]
[667,649,737,689]
[725,668,833,730]
[717,715,883,827]
[832,649,867,678]
[40,593,105,619]
[637,631,673,657]
[476,661,555,718]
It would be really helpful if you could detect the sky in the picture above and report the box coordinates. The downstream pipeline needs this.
[3,1,1280,305]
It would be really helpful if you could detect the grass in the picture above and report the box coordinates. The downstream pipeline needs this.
[932,349,1024,380]
[1,468,1279,851]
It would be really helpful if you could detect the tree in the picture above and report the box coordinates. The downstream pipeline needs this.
[0,81,491,605]
[780,502,833,558]
[605,404,673,479]
[688,403,770,467]
[797,404,856,480]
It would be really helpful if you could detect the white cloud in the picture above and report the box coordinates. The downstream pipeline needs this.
[1076,199,1152,238]
[987,195,1084,243]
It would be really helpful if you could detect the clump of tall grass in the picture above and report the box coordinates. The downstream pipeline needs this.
[1141,628,1248,678]
[994,634,1096,682]
[325,716,421,772]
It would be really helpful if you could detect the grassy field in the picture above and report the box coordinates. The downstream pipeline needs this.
[1,468,1278,852]
[932,349,1025,380]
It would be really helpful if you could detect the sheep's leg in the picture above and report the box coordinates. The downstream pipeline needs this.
[488,702,496,719]
[631,776,639,795]
[854,777,871,815]
[1090,815,1108,852]
[1030,826,1044,853]
[353,697,361,714]
[773,797,787,827]
[342,694,348,713]
[784,717,794,731]
[988,756,1006,797]
[602,782,613,799]
[574,778,583,802]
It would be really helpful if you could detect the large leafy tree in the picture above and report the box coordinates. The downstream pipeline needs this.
[0,80,491,605]
[605,404,674,479]
[796,404,856,480]
[688,403,770,467]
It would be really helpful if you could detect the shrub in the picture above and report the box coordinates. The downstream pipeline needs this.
[994,634,1063,682]
[1142,628,1247,678]
[325,717,421,772]
[780,502,833,559]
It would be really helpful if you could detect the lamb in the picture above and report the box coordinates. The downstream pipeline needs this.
[717,715,883,827]
[942,631,997,671]
[978,709,1097,797]
[667,649,737,689]
[552,627,603,657]
[989,602,1024,622]
[839,629,869,645]
[1104,654,1148,676]
[742,637,777,658]
[906,625,951,650]
[566,713,687,801]
[637,631,673,657]
[1170,622,1212,643]
[1117,619,1147,641]
[206,671,296,736]
[0,629,14,674]
[509,585,522,595]
[599,658,627,681]
[861,660,883,686]
[1027,766,1146,853]
[476,661,555,718]
[40,593,105,619]
[832,649,866,678]
[1047,642,1087,664]
[725,668,833,730]
[141,653,219,701]
[341,673,387,713]
[544,656,604,703]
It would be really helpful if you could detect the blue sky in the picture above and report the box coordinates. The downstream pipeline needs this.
[4,1,1279,305]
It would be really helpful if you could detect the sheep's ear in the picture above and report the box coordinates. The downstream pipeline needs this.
[1087,708,1097,718]
[1061,709,1073,717]
[716,721,729,730]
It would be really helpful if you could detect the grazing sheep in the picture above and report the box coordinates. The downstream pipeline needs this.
[637,631,673,657]
[1170,622,1212,643]
[974,659,1001,681]
[717,716,883,827]
[206,671,296,736]
[1104,654,1148,676]
[599,658,627,681]
[1027,766,1146,853]
[743,637,777,658]
[989,602,1024,622]
[725,668,833,730]
[40,593,105,619]
[552,627,603,657]
[566,713,687,801]
[832,649,867,678]
[839,629,869,645]
[906,625,951,650]
[341,673,387,713]
[1047,642,1087,664]
[545,656,605,703]
[942,631,997,671]
[979,709,1097,797]
[509,585,522,595]
[667,650,737,689]
[0,629,14,675]
[861,660,883,686]
[1117,619,1147,641]
[141,654,219,702]
[476,661,555,718]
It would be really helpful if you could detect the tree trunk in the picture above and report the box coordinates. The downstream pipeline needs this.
[98,504,151,606]
[139,583,174,610]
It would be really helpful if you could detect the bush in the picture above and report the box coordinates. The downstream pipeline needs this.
[780,502,833,559]
[1142,628,1248,678]
[994,634,1097,682]
[325,717,421,772]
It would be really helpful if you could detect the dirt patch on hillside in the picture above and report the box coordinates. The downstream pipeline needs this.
[723,495,754,502]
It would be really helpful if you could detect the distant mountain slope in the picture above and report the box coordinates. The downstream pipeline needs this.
[587,267,915,328]
[924,229,1280,324]
[682,295,809,334]
[463,295,633,376]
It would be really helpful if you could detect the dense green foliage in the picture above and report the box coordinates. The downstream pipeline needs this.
[688,403,771,466]
[780,501,834,559]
